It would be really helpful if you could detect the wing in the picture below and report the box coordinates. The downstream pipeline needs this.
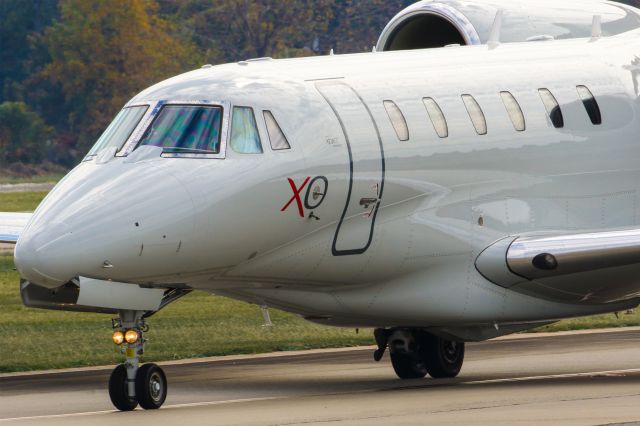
[0,212,33,244]
[475,229,640,305]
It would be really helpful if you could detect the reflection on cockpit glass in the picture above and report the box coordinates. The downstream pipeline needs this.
[86,105,148,158]
[138,105,222,154]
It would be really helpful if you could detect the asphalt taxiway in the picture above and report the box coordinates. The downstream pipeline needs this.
[2,328,640,425]
[0,183,55,193]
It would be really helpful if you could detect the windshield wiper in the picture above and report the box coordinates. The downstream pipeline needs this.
[162,147,218,154]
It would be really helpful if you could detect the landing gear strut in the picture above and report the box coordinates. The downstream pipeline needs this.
[108,310,167,411]
[374,328,465,380]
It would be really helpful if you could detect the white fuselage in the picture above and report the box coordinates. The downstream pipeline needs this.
[15,30,640,340]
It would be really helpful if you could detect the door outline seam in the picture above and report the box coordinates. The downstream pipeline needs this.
[315,81,386,257]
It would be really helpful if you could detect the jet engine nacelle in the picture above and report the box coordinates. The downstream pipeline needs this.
[376,0,640,51]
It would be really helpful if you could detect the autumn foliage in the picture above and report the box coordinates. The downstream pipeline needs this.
[40,0,201,153]
[0,0,412,167]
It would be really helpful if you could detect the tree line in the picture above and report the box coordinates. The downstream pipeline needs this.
[0,0,411,169]
[2,0,639,170]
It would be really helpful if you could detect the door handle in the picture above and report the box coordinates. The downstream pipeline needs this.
[359,198,378,209]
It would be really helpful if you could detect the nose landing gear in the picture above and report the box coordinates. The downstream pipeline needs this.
[108,310,167,411]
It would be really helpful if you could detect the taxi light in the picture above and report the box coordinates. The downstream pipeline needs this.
[112,331,125,345]
[124,329,139,344]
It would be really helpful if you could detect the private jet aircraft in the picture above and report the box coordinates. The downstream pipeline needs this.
[3,0,640,411]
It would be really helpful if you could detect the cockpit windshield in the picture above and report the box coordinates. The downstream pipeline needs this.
[138,105,222,154]
[86,105,148,158]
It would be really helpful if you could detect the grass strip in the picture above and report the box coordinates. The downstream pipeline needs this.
[0,191,48,212]
[0,255,373,372]
[2,251,638,372]
[0,174,64,185]
[0,192,637,372]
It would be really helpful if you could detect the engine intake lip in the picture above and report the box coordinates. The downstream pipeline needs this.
[376,3,481,52]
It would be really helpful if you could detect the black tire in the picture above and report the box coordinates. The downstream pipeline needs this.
[136,363,167,409]
[423,335,465,379]
[109,364,138,411]
[390,351,428,379]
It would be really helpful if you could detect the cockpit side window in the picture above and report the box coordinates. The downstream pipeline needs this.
[230,107,263,154]
[138,105,222,154]
[86,105,148,158]
[263,110,290,150]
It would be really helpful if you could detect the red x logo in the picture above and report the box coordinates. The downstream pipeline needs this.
[281,177,311,217]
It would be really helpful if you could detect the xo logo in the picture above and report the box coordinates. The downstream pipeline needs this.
[281,176,328,218]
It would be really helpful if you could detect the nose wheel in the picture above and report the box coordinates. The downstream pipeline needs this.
[109,363,167,411]
[108,310,168,411]
[136,363,167,409]
[108,364,138,411]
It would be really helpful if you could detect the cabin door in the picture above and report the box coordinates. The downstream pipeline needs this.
[316,81,385,256]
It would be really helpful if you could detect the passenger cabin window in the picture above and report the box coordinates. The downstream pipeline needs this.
[538,89,564,128]
[138,105,222,154]
[87,105,148,157]
[500,92,526,132]
[231,107,263,154]
[383,100,409,141]
[577,85,602,125]
[422,97,448,138]
[263,111,291,150]
[461,94,487,135]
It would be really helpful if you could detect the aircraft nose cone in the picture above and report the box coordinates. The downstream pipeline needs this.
[14,159,197,289]
[14,223,73,288]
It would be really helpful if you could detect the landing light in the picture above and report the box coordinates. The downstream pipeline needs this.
[532,253,558,270]
[112,331,125,345]
[124,329,139,344]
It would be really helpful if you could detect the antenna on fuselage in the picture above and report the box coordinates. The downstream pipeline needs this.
[488,9,503,50]
[329,48,335,56]
[591,15,602,41]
